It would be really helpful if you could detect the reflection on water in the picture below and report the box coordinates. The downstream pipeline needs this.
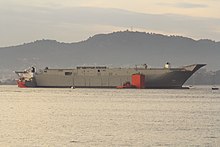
[0,85,219,146]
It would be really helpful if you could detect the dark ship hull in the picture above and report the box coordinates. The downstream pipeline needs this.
[15,64,206,89]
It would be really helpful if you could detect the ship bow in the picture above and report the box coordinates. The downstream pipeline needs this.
[183,64,206,73]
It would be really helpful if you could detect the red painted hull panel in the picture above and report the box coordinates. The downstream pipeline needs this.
[16,80,27,88]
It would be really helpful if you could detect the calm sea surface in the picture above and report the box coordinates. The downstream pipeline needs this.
[0,85,219,146]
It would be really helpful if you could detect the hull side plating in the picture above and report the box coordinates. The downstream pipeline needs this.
[15,64,206,89]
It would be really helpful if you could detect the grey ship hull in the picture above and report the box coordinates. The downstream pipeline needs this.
[26,64,205,89]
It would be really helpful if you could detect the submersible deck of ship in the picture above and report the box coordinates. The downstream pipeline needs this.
[15,63,206,89]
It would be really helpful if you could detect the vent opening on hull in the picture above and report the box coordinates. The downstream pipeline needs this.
[65,72,72,76]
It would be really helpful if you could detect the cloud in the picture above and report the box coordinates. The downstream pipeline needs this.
[0,6,220,46]
[30,7,220,35]
[175,2,208,8]
[158,2,208,9]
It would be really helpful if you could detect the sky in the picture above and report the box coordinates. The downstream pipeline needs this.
[0,0,220,47]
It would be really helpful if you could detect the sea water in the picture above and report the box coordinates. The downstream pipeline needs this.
[0,85,219,146]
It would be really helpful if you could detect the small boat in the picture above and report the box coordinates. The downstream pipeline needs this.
[211,72,219,90]
[116,82,136,89]
[212,87,219,90]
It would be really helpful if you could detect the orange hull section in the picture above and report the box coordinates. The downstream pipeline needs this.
[132,74,145,89]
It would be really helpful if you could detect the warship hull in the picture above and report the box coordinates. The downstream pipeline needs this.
[15,64,206,89]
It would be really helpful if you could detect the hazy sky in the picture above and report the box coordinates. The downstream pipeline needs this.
[1,0,220,47]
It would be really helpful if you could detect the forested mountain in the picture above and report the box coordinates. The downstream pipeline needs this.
[0,31,219,84]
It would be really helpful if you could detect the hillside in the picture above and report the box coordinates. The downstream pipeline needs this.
[0,31,219,83]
